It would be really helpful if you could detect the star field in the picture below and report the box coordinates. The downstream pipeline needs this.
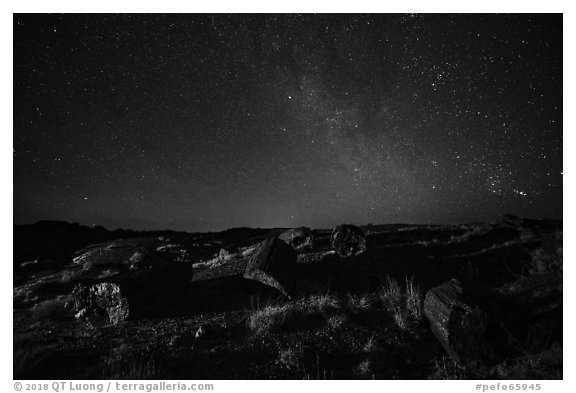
[14,14,562,231]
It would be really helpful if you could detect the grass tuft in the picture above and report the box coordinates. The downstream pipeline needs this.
[305,293,341,313]
[378,276,423,330]
[345,293,376,312]
[247,303,297,334]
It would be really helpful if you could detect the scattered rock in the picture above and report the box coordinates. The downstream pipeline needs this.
[330,225,367,257]
[243,237,297,298]
[279,227,314,252]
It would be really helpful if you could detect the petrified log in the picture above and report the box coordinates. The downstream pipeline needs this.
[278,227,314,252]
[330,224,367,257]
[72,260,193,325]
[425,273,563,364]
[424,279,495,364]
[243,237,297,298]
[70,240,194,325]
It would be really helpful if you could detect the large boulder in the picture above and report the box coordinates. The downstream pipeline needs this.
[330,224,367,257]
[278,227,314,252]
[243,237,297,298]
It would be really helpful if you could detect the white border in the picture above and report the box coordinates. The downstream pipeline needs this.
[4,1,573,391]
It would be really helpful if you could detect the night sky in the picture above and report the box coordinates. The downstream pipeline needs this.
[13,14,562,232]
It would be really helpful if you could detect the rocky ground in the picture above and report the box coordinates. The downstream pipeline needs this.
[13,216,562,379]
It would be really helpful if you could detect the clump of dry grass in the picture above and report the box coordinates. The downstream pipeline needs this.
[404,277,422,319]
[378,276,423,329]
[248,277,423,336]
[378,276,403,310]
[346,293,376,312]
[248,292,347,334]
[247,303,297,334]
[305,293,341,313]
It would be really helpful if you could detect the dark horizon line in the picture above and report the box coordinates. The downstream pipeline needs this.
[13,214,563,235]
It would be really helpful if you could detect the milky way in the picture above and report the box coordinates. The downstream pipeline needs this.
[14,14,562,231]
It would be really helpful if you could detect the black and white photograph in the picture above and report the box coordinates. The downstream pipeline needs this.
[11,6,566,383]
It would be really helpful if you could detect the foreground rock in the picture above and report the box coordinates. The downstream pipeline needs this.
[69,238,194,325]
[72,283,129,326]
[424,273,563,365]
[278,227,314,252]
[243,237,297,298]
[330,224,367,257]
[424,279,494,364]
